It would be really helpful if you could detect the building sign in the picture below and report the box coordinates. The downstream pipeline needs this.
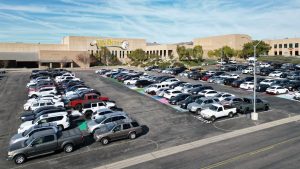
[90,39,129,50]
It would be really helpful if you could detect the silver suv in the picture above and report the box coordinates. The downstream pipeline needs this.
[187,97,219,114]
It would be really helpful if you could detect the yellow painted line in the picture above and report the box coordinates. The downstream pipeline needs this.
[201,135,300,169]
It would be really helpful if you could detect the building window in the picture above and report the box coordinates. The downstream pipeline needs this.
[289,43,293,48]
[290,51,293,56]
[119,51,122,58]
[295,43,299,48]
[279,44,282,48]
[279,51,282,55]
[123,51,125,58]
[284,44,287,48]
[275,51,277,55]
[274,44,277,48]
[296,51,299,56]
[164,50,166,57]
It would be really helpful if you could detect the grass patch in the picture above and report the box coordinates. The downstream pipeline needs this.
[258,56,300,64]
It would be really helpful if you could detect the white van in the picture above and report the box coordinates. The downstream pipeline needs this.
[144,83,170,95]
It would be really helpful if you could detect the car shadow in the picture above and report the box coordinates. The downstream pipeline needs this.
[140,125,149,136]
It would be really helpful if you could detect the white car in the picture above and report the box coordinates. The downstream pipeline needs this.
[214,93,235,101]
[242,67,253,74]
[144,83,169,94]
[200,104,237,121]
[25,95,62,106]
[124,77,139,85]
[260,79,276,86]
[294,91,300,100]
[91,108,125,120]
[259,63,271,68]
[240,82,254,90]
[163,89,182,99]
[28,87,57,98]
[24,100,64,111]
[161,78,180,85]
[268,71,283,77]
[56,76,80,83]
[198,89,218,97]
[18,112,70,133]
[206,71,216,76]
[26,78,51,88]
[266,85,289,95]
[55,73,75,81]
[174,83,191,91]
[81,101,116,116]
[156,88,169,97]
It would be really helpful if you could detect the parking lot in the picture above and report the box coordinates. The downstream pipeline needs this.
[1,68,300,169]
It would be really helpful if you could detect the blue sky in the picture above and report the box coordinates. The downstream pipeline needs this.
[0,0,300,44]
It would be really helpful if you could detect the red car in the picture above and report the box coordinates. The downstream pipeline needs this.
[68,93,109,110]
[201,75,212,81]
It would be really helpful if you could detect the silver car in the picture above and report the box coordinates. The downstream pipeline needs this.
[87,112,132,133]
[187,98,218,114]
[10,123,57,145]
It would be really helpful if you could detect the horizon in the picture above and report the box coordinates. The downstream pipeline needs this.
[0,0,300,44]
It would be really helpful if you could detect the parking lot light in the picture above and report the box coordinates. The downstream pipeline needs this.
[251,40,263,121]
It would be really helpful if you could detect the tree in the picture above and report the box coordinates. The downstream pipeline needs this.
[192,45,203,61]
[176,45,187,61]
[127,49,147,63]
[206,46,235,61]
[207,50,215,58]
[242,40,271,59]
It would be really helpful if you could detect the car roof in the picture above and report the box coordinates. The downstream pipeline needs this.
[31,129,56,138]
[41,111,67,118]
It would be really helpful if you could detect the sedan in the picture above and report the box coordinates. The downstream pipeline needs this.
[163,89,182,99]
[268,71,283,77]
[169,93,191,105]
[266,86,289,95]
[240,82,254,90]
[198,89,218,97]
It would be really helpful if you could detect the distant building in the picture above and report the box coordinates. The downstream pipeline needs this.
[264,38,300,56]
[0,34,298,68]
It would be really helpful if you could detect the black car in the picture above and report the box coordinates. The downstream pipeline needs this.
[169,93,191,105]
[169,81,187,89]
[260,68,274,76]
[188,71,203,80]
[20,106,63,121]
[283,80,300,91]
[231,79,245,88]
[170,67,186,75]
[189,86,214,95]
[135,80,153,88]
[243,77,254,82]
[223,78,236,86]
[179,95,205,109]
[256,84,270,92]
[21,107,67,122]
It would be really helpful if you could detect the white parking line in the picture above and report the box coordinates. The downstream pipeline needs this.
[93,115,300,169]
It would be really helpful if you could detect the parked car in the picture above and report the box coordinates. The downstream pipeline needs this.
[220,97,244,106]
[242,67,253,74]
[187,97,218,114]
[266,85,289,95]
[18,112,70,133]
[81,101,116,118]
[268,71,283,77]
[232,98,269,114]
[8,128,83,164]
[168,93,191,105]
[87,112,132,133]
[200,104,237,121]
[294,91,300,100]
[93,121,143,145]
[20,107,66,122]
[163,89,182,100]
[240,82,254,90]
[24,100,64,111]
[10,123,58,145]
[135,80,153,88]
[283,80,300,91]
[68,93,109,110]
[28,87,57,98]
[256,84,270,92]
[198,89,218,97]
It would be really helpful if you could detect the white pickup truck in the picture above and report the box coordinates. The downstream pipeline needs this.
[200,104,237,121]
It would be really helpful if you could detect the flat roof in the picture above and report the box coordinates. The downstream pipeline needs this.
[0,52,38,61]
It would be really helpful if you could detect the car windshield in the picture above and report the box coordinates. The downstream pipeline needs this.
[185,96,193,102]
[209,105,219,111]
[33,116,41,124]
[95,116,106,124]
[224,98,231,101]
[22,128,32,136]
[196,99,203,104]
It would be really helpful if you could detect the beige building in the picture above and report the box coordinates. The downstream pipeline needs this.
[0,34,298,68]
[264,38,300,56]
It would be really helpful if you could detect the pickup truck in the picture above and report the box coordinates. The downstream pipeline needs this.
[232,97,269,114]
[200,104,237,121]
[8,128,84,164]
[68,93,109,110]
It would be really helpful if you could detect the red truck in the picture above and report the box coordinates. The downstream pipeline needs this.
[68,93,110,110]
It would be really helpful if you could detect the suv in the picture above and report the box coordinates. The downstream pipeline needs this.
[18,112,70,133]
[187,97,218,114]
[10,123,57,145]
[87,112,132,133]
[81,101,116,118]
[94,121,143,145]
[28,87,57,98]
[24,100,64,111]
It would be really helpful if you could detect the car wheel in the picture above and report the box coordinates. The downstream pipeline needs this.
[264,105,269,111]
[58,125,64,131]
[14,154,26,164]
[211,116,216,122]
[276,91,279,95]
[127,82,130,85]
[129,132,137,139]
[245,108,250,114]
[85,110,93,119]
[197,109,201,115]
[75,104,82,111]
[64,144,74,153]
[101,137,109,145]
[228,112,234,118]
[285,90,288,94]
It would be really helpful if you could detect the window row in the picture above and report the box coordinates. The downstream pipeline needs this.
[274,43,299,49]
[274,51,299,56]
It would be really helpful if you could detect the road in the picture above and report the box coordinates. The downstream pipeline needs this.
[127,121,300,169]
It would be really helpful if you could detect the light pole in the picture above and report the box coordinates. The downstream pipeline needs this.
[252,40,263,120]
